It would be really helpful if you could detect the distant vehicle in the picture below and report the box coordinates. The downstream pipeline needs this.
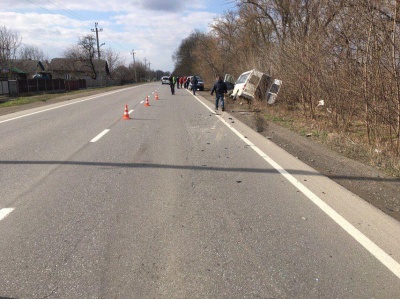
[33,73,52,79]
[230,69,272,101]
[188,76,204,91]
[267,79,282,104]
[161,76,170,84]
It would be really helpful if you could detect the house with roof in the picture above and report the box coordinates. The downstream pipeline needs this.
[8,59,50,80]
[48,58,110,80]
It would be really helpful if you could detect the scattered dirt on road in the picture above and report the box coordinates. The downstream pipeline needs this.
[2,87,399,221]
[200,91,400,222]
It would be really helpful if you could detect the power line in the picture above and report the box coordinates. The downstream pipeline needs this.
[49,0,127,52]
[100,30,125,51]
[21,1,65,41]
[26,0,128,54]
[25,0,53,14]
[47,0,87,21]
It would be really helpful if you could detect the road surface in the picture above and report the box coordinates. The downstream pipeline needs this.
[0,83,399,298]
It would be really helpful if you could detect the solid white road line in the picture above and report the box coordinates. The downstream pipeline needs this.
[190,90,400,280]
[0,208,15,222]
[90,129,110,143]
[0,85,146,125]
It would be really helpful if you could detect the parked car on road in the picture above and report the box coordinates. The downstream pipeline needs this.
[161,76,170,84]
[188,76,204,91]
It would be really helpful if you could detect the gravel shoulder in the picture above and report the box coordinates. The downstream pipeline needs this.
[1,86,400,222]
[200,91,400,222]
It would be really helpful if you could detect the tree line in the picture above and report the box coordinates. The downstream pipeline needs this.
[0,25,167,81]
[173,0,400,166]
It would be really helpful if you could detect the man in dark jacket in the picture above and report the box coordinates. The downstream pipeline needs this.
[169,74,175,95]
[191,76,198,95]
[210,75,228,112]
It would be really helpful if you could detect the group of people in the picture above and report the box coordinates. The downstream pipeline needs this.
[168,74,228,113]
[168,75,199,95]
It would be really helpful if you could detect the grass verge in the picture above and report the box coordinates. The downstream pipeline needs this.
[0,85,137,108]
[264,103,400,178]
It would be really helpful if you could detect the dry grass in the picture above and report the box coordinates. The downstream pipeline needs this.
[259,101,400,178]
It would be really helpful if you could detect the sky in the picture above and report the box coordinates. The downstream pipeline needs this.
[0,0,237,72]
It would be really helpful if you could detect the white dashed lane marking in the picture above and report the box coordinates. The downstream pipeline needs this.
[0,208,15,222]
[90,129,110,143]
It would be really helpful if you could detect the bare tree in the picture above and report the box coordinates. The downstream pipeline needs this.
[63,35,99,79]
[114,65,133,81]
[132,61,147,82]
[0,25,21,78]
[172,30,204,75]
[19,45,46,61]
[102,47,122,79]
[192,33,226,82]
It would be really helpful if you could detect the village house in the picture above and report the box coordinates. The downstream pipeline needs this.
[8,59,49,80]
[48,58,110,80]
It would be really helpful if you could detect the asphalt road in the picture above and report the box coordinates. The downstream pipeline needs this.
[0,83,399,298]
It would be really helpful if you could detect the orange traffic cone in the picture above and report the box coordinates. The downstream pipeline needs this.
[155,92,159,100]
[144,96,150,106]
[122,104,131,120]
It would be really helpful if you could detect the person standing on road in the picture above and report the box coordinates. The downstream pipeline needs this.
[176,76,180,89]
[179,76,183,88]
[210,75,228,112]
[184,76,189,89]
[169,74,175,95]
[191,75,198,95]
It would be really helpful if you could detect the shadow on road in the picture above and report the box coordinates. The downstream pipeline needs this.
[1,160,399,183]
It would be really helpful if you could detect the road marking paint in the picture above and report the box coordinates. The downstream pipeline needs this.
[191,91,400,280]
[0,85,145,125]
[0,208,15,221]
[140,101,144,104]
[90,129,110,143]
[129,110,134,114]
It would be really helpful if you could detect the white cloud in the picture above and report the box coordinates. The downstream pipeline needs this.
[1,0,205,13]
[0,0,227,71]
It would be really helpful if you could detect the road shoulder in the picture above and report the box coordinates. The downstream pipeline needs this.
[199,91,400,222]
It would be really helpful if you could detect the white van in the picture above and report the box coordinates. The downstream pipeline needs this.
[231,69,272,100]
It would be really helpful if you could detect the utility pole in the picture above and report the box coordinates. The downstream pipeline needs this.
[148,61,151,80]
[144,57,147,82]
[91,22,105,60]
[131,49,137,83]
